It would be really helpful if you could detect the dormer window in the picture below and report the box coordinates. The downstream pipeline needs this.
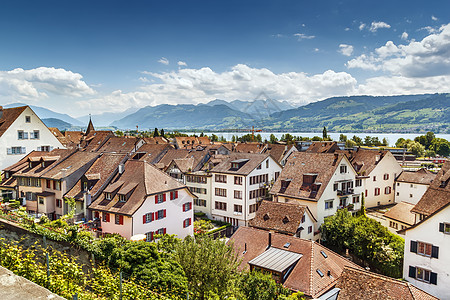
[105,192,111,200]
[29,162,32,168]
[118,194,126,202]
[83,181,88,191]
[440,181,447,188]
[257,164,262,170]
[231,162,239,169]
[263,213,270,221]
[282,216,290,224]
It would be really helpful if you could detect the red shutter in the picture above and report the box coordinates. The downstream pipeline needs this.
[170,192,173,200]
[163,209,166,218]
[182,203,186,212]
[105,213,110,222]
[150,232,154,241]
[163,193,166,202]
[189,202,192,210]
[189,218,191,226]
[119,215,123,225]
[143,214,146,224]
[152,212,156,220]
[175,191,178,199]
[163,228,166,234]
[155,195,158,204]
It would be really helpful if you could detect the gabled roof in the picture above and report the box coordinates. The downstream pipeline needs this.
[264,144,296,163]
[42,151,99,180]
[306,141,340,153]
[210,153,273,175]
[89,160,188,216]
[82,131,114,152]
[96,137,139,153]
[132,143,173,163]
[64,131,83,144]
[171,157,195,173]
[383,201,415,226]
[13,149,75,178]
[229,227,362,298]
[143,137,169,144]
[234,142,266,154]
[249,200,316,235]
[338,148,390,176]
[0,106,27,138]
[335,266,438,300]
[270,152,348,201]
[396,168,436,185]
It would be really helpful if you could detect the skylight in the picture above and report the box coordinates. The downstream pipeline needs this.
[316,269,324,277]
[283,242,291,248]
[320,250,328,258]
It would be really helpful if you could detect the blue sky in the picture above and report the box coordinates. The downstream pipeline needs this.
[0,0,449,117]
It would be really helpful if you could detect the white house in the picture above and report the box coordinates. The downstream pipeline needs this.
[270,152,364,237]
[395,168,435,205]
[399,162,450,299]
[185,171,213,218]
[0,106,65,170]
[209,153,282,227]
[89,160,194,240]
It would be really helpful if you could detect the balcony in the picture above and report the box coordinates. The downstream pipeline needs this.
[337,189,354,196]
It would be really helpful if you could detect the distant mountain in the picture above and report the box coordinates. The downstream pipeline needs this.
[42,118,72,130]
[77,107,140,126]
[205,99,295,118]
[4,103,84,126]
[263,93,450,133]
[111,104,254,130]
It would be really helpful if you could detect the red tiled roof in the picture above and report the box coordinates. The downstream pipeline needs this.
[210,153,272,175]
[234,143,266,154]
[0,106,27,138]
[306,142,340,153]
[338,148,390,176]
[396,168,436,185]
[383,201,416,226]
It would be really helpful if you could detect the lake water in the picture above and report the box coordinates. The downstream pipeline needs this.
[186,132,450,147]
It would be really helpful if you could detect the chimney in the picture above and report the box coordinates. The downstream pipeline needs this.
[118,163,125,174]
[267,232,272,249]
[243,243,247,254]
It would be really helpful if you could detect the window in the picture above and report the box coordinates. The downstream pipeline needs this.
[340,165,347,173]
[155,228,166,235]
[215,174,227,183]
[257,164,261,170]
[215,188,227,197]
[155,193,165,204]
[301,215,305,223]
[308,226,312,234]
[215,201,227,211]
[249,203,258,213]
[249,188,266,199]
[105,192,111,200]
[146,232,154,242]
[38,197,44,205]
[234,204,242,213]
[275,171,280,180]
[31,130,39,140]
[55,181,61,191]
[416,267,431,283]
[352,196,360,203]
[355,179,362,187]
[365,189,368,197]
[143,213,154,223]
[25,116,31,123]
[374,188,380,196]
[8,146,26,155]
[103,213,110,222]
[186,175,206,183]
[18,131,28,140]
[189,187,207,194]
[373,176,376,181]
[418,242,432,257]
[249,174,268,185]
[157,209,166,220]
[234,190,242,199]
[170,191,178,200]
[56,199,62,208]
[389,221,398,229]
[383,173,389,180]
[441,223,450,234]
[234,176,242,185]
[396,192,399,196]
[183,218,192,228]
[118,194,126,202]
[182,202,192,212]
[40,146,51,152]
[115,214,124,225]
[266,160,269,168]
[333,183,338,191]
[194,198,206,207]
[325,200,333,210]
[410,194,413,198]
[83,181,88,191]
[385,186,391,194]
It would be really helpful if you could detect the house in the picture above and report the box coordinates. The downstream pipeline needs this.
[306,141,341,153]
[165,150,210,183]
[229,226,362,299]
[185,170,213,218]
[330,266,438,300]
[248,200,316,240]
[89,160,195,240]
[383,201,416,234]
[395,168,436,205]
[398,162,450,299]
[209,153,282,226]
[264,143,297,166]
[81,130,114,152]
[143,136,169,145]
[173,136,211,149]
[131,143,173,164]
[65,153,128,219]
[270,152,363,234]
[234,142,267,154]
[0,106,65,170]
[339,148,402,208]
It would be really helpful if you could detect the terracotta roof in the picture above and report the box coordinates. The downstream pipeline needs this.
[411,161,450,216]
[64,131,83,144]
[271,152,346,201]
[0,106,27,138]
[234,143,266,154]
[96,137,140,153]
[175,136,211,149]
[229,227,362,298]
[249,200,314,235]
[383,201,416,226]
[48,127,65,139]
[82,131,114,152]
[3,151,48,172]
[306,141,340,153]
[172,157,195,173]
[210,153,272,175]
[396,168,436,185]
[335,266,438,300]
[338,148,390,176]
[143,137,169,144]
[156,149,190,169]
[41,151,99,180]
[89,160,188,216]
[264,144,294,163]
[132,143,173,163]
[14,149,75,178]
[65,153,127,200]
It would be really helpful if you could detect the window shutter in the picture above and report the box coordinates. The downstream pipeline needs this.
[163,193,166,202]
[155,195,158,204]
[152,212,156,221]
[50,146,53,151]
[430,272,437,285]
[143,214,147,224]
[150,232,154,241]
[163,209,166,218]
[189,202,192,210]
[37,146,41,151]
[21,147,26,154]
[439,223,445,232]
[105,213,110,222]
[119,215,123,225]
[431,246,439,259]
[175,191,178,198]
[409,266,416,278]
[7,148,12,155]
[410,241,418,253]
[163,228,166,234]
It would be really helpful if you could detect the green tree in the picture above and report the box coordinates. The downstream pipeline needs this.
[153,128,159,137]
[431,138,450,157]
[238,271,292,300]
[339,134,347,142]
[115,130,124,137]
[173,235,240,300]
[408,141,425,157]
[270,134,278,144]
[311,136,322,141]
[160,128,165,137]
[322,126,328,140]
[345,139,357,148]
[351,135,362,146]
[256,134,262,143]
[210,134,219,142]
[382,137,389,146]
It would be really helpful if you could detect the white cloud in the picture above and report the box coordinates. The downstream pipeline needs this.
[369,21,391,32]
[0,67,94,100]
[293,33,315,40]
[158,57,169,65]
[338,44,354,56]
[177,61,187,67]
[357,75,450,95]
[348,23,450,77]
[420,26,438,34]
[344,27,350,31]
[432,15,438,21]
[359,23,366,31]
[401,32,408,40]
[76,64,358,112]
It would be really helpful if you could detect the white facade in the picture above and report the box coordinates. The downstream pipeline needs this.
[0,106,65,170]
[402,205,450,299]
[362,152,402,208]
[211,156,282,227]
[185,172,213,218]
[99,188,194,240]
[297,210,316,240]
[395,181,429,205]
